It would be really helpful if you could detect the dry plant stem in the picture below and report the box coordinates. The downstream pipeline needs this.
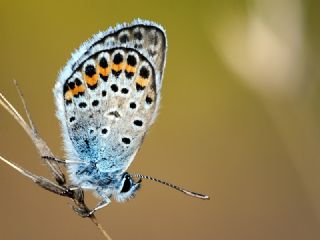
[12,80,37,134]
[0,83,112,240]
[0,155,112,240]
[0,90,64,184]
[13,80,65,185]
[91,215,113,240]
[0,155,70,196]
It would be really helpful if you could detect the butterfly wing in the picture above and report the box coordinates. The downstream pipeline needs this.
[54,20,167,177]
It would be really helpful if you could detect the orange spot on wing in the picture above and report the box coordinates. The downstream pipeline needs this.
[85,74,99,86]
[125,65,136,73]
[112,63,123,72]
[65,90,73,100]
[135,77,149,87]
[99,66,110,76]
[72,85,85,95]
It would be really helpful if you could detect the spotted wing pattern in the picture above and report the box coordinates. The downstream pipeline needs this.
[54,20,167,179]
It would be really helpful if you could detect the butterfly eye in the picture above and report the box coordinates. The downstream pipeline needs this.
[121,175,132,193]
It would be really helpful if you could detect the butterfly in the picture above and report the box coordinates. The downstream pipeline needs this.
[54,19,209,214]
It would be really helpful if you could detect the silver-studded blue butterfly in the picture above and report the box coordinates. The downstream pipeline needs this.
[53,19,209,214]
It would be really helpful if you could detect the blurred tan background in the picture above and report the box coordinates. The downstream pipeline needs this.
[1,0,320,239]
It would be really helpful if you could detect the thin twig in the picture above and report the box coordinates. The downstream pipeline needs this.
[0,83,112,239]
[90,216,113,240]
[0,155,69,196]
[0,155,37,181]
[0,92,30,136]
[0,84,65,184]
[13,79,37,134]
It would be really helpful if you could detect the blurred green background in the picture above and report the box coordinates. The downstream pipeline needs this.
[1,0,320,239]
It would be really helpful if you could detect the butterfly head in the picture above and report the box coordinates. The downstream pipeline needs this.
[113,172,141,202]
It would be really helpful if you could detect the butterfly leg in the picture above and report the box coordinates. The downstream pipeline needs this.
[90,197,111,215]
[66,184,111,217]
[77,191,111,217]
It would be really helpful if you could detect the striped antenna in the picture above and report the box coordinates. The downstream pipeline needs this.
[133,174,210,200]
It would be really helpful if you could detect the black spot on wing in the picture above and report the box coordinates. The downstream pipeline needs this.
[100,74,109,81]
[133,120,143,126]
[136,84,145,91]
[68,82,75,90]
[146,96,153,104]
[139,66,150,79]
[75,78,82,86]
[122,137,131,144]
[99,57,108,68]
[133,31,143,40]
[79,102,87,108]
[69,116,75,123]
[92,100,99,107]
[127,55,137,66]
[112,70,122,77]
[111,84,118,92]
[120,34,129,43]
[113,53,123,64]
[85,65,96,77]
[129,102,136,109]
[88,83,98,90]
[108,111,120,118]
[121,88,129,94]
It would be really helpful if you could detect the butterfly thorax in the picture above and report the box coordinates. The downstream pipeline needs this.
[69,162,140,202]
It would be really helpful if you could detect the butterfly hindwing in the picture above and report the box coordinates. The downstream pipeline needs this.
[54,20,167,180]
